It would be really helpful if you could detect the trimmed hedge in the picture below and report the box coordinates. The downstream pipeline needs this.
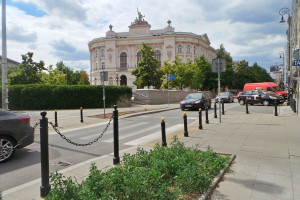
[0,85,132,110]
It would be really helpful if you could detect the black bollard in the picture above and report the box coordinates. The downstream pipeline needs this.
[183,112,188,137]
[113,105,120,165]
[54,110,58,127]
[199,108,203,129]
[246,99,249,114]
[80,107,83,123]
[214,102,217,118]
[205,106,209,124]
[222,101,225,115]
[274,100,278,116]
[40,111,51,198]
[161,118,167,147]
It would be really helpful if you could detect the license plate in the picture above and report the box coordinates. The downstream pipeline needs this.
[185,105,192,107]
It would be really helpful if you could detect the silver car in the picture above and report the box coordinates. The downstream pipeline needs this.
[0,109,34,163]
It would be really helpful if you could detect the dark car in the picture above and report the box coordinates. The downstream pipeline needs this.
[0,109,34,163]
[238,90,284,106]
[180,92,211,111]
[215,92,234,103]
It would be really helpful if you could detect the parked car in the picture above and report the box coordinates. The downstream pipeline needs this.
[215,92,234,103]
[0,109,34,163]
[243,82,287,100]
[180,92,211,111]
[238,90,284,106]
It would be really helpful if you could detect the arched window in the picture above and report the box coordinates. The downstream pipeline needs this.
[109,77,113,85]
[154,50,161,67]
[137,51,142,66]
[95,50,98,58]
[101,49,105,57]
[120,75,127,86]
[187,45,191,53]
[178,45,182,53]
[120,52,127,69]
[101,62,105,69]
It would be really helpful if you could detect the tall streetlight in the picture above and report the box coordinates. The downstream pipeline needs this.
[279,51,285,85]
[2,0,8,110]
[279,7,292,105]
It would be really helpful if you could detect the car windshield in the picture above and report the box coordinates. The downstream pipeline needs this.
[185,93,203,99]
[257,90,267,95]
[219,92,229,97]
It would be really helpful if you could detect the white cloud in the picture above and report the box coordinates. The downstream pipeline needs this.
[2,0,294,71]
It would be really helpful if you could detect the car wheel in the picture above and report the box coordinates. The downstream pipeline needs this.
[263,100,269,106]
[0,135,16,163]
[239,99,245,105]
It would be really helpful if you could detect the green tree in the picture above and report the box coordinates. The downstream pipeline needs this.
[131,43,163,88]
[78,70,90,85]
[8,52,47,84]
[41,65,66,85]
[192,55,215,90]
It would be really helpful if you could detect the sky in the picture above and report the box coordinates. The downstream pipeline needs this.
[1,0,293,73]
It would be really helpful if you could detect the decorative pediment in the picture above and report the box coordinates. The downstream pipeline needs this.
[166,45,173,49]
[107,48,114,52]
[201,33,211,45]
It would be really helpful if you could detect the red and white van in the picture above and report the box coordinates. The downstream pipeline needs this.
[243,82,287,99]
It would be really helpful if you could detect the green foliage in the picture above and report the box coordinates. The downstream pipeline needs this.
[8,52,47,85]
[132,43,164,89]
[0,84,131,110]
[41,65,66,85]
[46,137,231,200]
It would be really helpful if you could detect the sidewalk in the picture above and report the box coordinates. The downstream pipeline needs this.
[2,103,300,200]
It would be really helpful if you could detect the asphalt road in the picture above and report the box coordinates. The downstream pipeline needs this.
[0,101,279,191]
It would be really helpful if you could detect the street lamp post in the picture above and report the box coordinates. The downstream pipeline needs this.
[279,51,285,86]
[279,7,292,105]
[2,0,8,110]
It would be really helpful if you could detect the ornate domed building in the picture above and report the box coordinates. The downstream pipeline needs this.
[88,10,217,92]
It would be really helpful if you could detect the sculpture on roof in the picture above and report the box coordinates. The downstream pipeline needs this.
[131,8,149,25]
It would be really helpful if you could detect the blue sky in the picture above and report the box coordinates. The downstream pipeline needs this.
[1,0,293,72]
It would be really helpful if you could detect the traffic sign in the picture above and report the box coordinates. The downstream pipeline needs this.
[169,75,175,81]
[212,58,226,73]
[293,60,300,66]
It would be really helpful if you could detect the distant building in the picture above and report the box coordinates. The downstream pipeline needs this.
[88,10,217,91]
[0,56,20,68]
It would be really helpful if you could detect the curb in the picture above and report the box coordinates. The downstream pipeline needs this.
[121,107,179,118]
[199,154,236,200]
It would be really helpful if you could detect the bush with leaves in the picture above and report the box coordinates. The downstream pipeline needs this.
[46,137,231,200]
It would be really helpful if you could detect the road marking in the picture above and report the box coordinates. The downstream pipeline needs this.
[102,124,161,143]
[79,122,148,140]
[124,124,183,146]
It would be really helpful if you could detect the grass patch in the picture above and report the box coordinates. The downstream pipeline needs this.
[46,137,231,200]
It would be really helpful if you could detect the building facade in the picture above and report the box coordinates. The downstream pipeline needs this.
[88,11,217,91]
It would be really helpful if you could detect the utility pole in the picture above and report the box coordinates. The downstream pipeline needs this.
[2,0,9,110]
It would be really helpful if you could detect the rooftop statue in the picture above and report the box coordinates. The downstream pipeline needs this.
[131,8,149,25]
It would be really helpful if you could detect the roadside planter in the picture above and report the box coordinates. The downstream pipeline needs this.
[46,137,234,200]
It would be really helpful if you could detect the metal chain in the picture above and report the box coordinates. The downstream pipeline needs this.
[49,115,113,146]
[14,122,40,149]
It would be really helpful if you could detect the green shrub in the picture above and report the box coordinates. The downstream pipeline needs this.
[0,84,132,110]
[46,137,231,200]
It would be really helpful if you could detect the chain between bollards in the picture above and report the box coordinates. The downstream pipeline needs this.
[161,118,167,147]
[54,110,58,127]
[183,112,188,137]
[80,107,83,123]
[214,102,217,118]
[40,111,51,198]
[199,108,203,129]
[274,100,278,116]
[113,105,120,165]
[205,106,209,124]
[222,101,225,115]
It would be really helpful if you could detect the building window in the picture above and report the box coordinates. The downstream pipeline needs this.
[101,62,105,69]
[95,50,98,58]
[137,51,142,66]
[187,45,191,53]
[154,50,161,67]
[101,49,105,57]
[194,46,196,54]
[120,52,127,69]
[109,77,113,85]
[178,45,182,53]
[95,62,98,70]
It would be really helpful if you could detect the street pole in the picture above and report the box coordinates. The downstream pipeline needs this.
[2,0,8,110]
[218,58,221,123]
[101,72,106,118]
